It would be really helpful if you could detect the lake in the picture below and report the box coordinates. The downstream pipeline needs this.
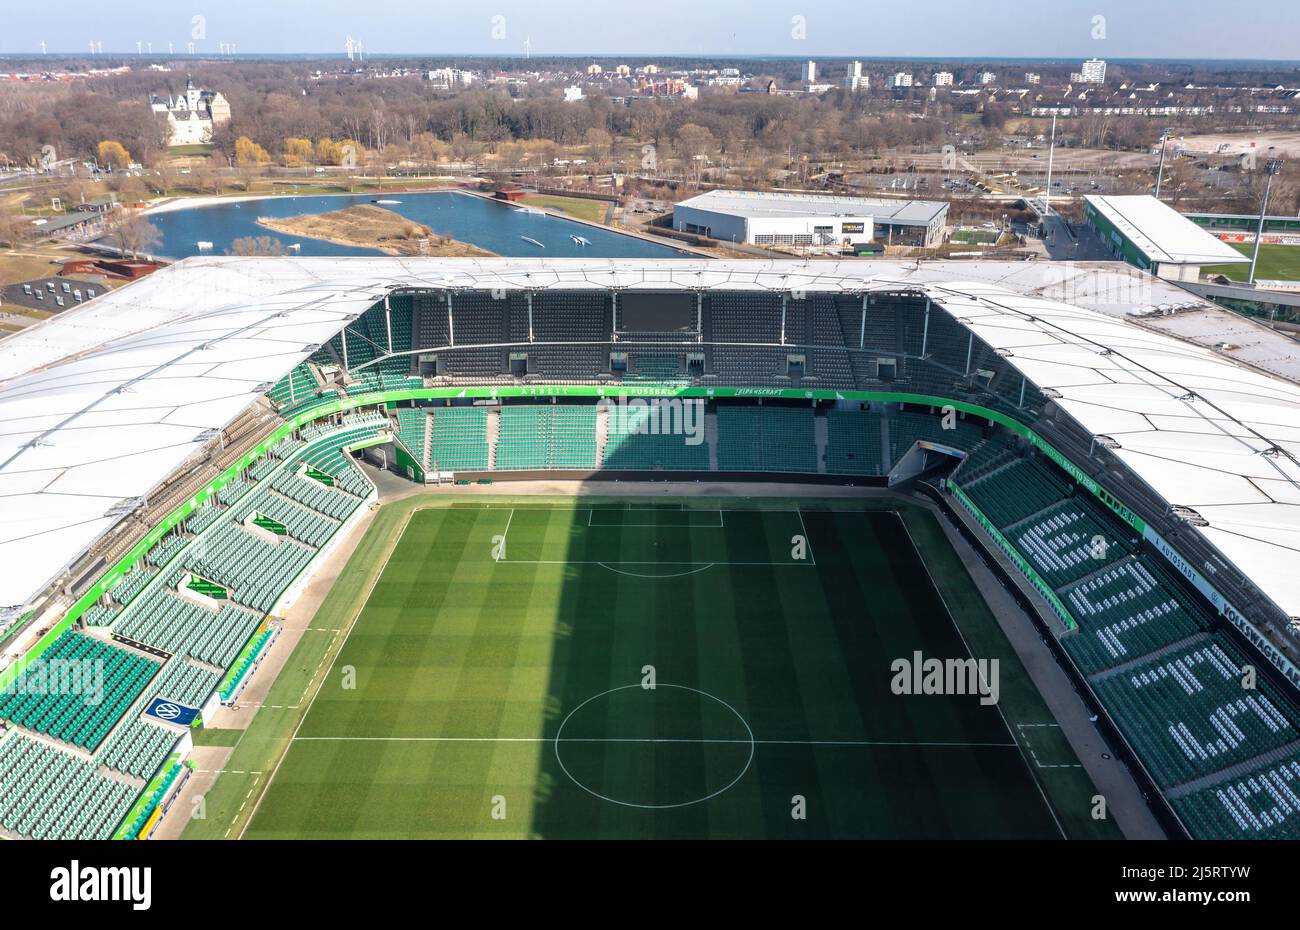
[141,190,687,260]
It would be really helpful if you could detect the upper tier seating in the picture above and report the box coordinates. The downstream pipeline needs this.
[267,362,319,408]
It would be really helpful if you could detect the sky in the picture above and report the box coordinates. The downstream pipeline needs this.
[2,0,1298,60]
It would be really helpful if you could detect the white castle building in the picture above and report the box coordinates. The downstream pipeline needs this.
[149,78,231,147]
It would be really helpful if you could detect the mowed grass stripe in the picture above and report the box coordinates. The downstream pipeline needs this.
[719,512,822,836]
[766,510,875,835]
[759,509,931,838]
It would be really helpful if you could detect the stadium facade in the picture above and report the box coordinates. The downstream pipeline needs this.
[1084,194,1250,281]
[1,256,1300,840]
[672,190,949,248]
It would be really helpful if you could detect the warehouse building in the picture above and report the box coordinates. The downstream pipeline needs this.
[1084,194,1250,282]
[672,190,948,249]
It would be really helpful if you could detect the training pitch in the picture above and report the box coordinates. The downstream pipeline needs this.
[193,497,1116,839]
[1204,242,1300,282]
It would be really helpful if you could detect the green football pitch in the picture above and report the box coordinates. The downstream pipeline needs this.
[1203,242,1300,282]
[191,498,1117,840]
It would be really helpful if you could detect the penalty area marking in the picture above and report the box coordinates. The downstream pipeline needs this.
[587,508,724,528]
[1016,723,1083,770]
[497,506,816,569]
[496,558,812,567]
[596,562,716,578]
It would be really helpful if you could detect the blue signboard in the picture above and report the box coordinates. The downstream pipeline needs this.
[144,697,200,727]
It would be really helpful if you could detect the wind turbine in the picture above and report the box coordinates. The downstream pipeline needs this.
[39,40,47,55]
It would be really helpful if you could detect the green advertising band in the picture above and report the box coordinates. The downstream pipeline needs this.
[0,383,1145,690]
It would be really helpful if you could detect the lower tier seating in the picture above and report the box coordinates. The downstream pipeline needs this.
[428,406,489,470]
[1007,497,1136,590]
[825,410,884,475]
[497,406,597,470]
[716,406,816,473]
[603,419,710,470]
[0,733,139,840]
[1062,556,1211,674]
[888,410,984,461]
[958,455,1071,529]
[114,574,264,669]
[0,631,160,751]
[1172,751,1300,840]
[1093,636,1300,790]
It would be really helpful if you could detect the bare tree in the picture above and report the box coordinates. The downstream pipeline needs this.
[0,203,29,247]
[104,214,160,259]
[229,235,286,256]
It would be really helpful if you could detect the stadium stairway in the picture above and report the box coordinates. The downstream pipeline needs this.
[594,404,610,466]
[879,414,893,471]
[486,406,500,470]
[706,409,719,471]
[813,412,829,474]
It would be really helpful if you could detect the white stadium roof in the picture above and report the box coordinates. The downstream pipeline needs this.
[1,257,1298,623]
[675,190,948,226]
[1085,194,1249,266]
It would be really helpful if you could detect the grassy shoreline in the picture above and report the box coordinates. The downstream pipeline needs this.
[255,204,496,257]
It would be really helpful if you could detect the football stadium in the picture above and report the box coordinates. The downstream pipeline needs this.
[1,257,1299,841]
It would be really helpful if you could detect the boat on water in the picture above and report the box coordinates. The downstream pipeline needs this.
[570,235,591,246]
[515,205,545,215]
[520,236,546,248]
[372,199,402,205]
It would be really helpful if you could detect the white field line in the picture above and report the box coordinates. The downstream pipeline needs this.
[1016,723,1084,770]
[291,735,1020,748]
[498,559,812,567]
[235,505,420,839]
[497,507,515,561]
[584,508,725,528]
[526,507,803,561]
